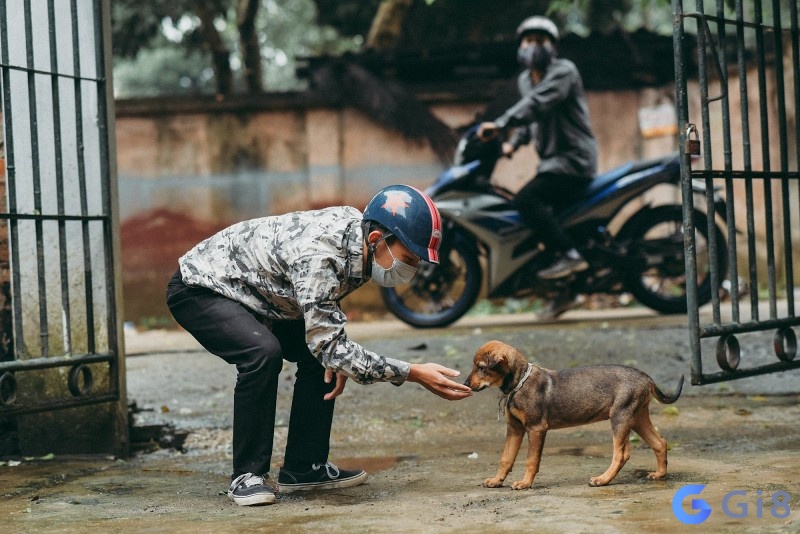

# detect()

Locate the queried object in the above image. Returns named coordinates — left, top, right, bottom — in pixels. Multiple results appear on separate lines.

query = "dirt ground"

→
left=2, top=310, right=799, bottom=533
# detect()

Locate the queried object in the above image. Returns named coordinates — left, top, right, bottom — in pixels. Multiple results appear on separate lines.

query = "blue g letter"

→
left=673, top=484, right=712, bottom=524
left=722, top=489, right=748, bottom=518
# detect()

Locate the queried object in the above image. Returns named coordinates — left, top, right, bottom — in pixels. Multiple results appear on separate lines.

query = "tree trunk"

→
left=365, top=0, right=414, bottom=51
left=195, top=1, right=233, bottom=95
left=237, top=0, right=263, bottom=93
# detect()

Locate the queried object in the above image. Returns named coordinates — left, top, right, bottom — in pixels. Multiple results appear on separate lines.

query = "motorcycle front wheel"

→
left=620, top=205, right=727, bottom=314
left=379, top=232, right=482, bottom=328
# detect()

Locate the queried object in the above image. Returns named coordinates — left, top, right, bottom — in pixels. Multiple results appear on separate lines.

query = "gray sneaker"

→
left=537, top=295, right=577, bottom=320
left=538, top=255, right=589, bottom=280
left=227, top=473, right=276, bottom=506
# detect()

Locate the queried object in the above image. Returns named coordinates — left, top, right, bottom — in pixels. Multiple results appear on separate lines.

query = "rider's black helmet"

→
left=363, top=184, right=443, bottom=264
left=515, top=16, right=559, bottom=43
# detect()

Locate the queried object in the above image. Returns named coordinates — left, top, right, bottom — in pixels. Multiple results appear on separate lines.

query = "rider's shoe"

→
left=537, top=254, right=589, bottom=280
left=537, top=294, right=578, bottom=320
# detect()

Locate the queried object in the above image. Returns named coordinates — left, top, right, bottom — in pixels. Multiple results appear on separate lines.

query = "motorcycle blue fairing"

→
left=426, top=160, right=481, bottom=197
left=429, top=143, right=682, bottom=235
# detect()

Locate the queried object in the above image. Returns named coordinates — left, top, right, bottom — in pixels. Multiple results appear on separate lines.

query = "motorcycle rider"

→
left=478, top=16, right=598, bottom=281
left=166, top=184, right=472, bottom=506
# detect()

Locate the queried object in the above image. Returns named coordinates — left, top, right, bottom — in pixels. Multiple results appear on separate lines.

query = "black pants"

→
left=166, top=270, right=335, bottom=479
left=513, top=171, right=591, bottom=253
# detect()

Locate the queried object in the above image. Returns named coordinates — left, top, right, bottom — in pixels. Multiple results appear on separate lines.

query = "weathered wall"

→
left=116, top=89, right=679, bottom=325
left=115, top=71, right=796, bottom=325
left=116, top=89, right=678, bottom=223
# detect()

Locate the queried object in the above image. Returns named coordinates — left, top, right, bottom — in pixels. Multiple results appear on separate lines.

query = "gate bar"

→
left=675, top=0, right=800, bottom=384
left=700, top=316, right=800, bottom=338
left=23, top=0, right=51, bottom=358
left=48, top=0, right=74, bottom=357
left=0, top=352, right=114, bottom=372
left=0, top=394, right=118, bottom=417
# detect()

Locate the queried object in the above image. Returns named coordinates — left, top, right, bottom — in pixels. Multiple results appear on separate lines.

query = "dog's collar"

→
left=498, top=363, right=535, bottom=420
left=510, top=363, right=534, bottom=396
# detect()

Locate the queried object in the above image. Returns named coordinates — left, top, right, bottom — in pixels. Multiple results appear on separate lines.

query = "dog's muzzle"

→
left=464, top=376, right=487, bottom=391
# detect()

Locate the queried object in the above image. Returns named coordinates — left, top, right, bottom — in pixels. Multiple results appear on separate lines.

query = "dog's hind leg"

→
left=631, top=409, right=668, bottom=480
left=589, top=417, right=632, bottom=487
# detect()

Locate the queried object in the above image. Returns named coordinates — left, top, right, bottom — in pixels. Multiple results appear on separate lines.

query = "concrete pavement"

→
left=1, top=309, right=799, bottom=533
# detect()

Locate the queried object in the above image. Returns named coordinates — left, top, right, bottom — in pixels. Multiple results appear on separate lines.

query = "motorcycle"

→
left=380, top=125, right=728, bottom=328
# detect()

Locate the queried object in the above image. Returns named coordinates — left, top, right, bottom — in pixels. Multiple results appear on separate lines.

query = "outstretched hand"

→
left=407, top=363, right=473, bottom=401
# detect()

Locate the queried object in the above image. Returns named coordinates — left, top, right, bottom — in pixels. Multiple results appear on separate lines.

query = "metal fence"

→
left=0, top=0, right=120, bottom=415
left=674, top=0, right=800, bottom=384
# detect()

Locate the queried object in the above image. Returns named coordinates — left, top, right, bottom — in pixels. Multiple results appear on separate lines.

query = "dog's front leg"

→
left=511, top=428, right=546, bottom=490
left=484, top=419, right=525, bottom=488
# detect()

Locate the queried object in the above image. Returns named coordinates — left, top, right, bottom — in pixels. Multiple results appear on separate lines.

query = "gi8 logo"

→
left=672, top=484, right=791, bottom=524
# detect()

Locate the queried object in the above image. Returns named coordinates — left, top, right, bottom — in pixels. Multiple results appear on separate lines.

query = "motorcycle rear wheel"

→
left=620, top=205, right=727, bottom=314
left=379, top=232, right=482, bottom=328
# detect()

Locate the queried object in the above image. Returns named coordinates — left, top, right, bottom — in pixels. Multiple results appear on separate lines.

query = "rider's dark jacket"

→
left=494, top=57, right=598, bottom=180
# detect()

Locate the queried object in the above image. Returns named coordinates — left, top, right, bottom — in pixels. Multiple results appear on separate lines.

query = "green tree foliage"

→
left=547, top=0, right=795, bottom=37
left=548, top=0, right=673, bottom=36
left=113, top=0, right=680, bottom=97
left=112, top=0, right=360, bottom=97
left=314, top=0, right=676, bottom=50
left=115, top=0, right=797, bottom=97
left=112, top=0, right=694, bottom=98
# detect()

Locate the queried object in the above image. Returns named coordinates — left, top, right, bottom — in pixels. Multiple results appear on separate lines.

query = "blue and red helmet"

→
left=363, top=184, right=443, bottom=264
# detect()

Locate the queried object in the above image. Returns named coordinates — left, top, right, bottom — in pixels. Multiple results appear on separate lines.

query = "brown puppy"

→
left=465, top=340, right=683, bottom=489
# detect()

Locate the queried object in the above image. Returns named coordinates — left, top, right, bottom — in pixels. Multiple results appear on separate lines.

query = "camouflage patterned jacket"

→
left=178, top=206, right=410, bottom=385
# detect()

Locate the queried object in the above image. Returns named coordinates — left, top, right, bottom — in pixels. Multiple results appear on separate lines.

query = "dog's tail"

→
left=651, top=375, right=684, bottom=404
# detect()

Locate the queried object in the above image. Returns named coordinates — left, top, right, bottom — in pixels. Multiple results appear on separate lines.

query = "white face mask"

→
left=370, top=239, right=418, bottom=287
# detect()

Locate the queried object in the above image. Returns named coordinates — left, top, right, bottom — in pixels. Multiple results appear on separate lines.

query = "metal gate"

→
left=0, top=0, right=122, bottom=416
left=674, top=0, right=800, bottom=384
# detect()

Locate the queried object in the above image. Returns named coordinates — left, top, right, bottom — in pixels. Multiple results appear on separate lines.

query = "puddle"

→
left=334, top=455, right=417, bottom=473
left=545, top=445, right=608, bottom=457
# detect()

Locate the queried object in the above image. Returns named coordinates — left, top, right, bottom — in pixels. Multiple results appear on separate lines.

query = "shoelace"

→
left=229, top=472, right=265, bottom=491
left=311, top=461, right=340, bottom=479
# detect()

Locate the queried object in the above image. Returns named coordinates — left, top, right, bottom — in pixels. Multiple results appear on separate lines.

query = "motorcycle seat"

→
left=585, top=152, right=679, bottom=198
left=558, top=152, right=680, bottom=221
left=585, top=162, right=634, bottom=197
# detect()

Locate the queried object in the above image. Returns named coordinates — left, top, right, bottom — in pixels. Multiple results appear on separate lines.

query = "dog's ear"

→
left=487, top=349, right=507, bottom=370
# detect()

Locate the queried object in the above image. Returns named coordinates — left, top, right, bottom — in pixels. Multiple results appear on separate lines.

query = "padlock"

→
left=684, top=124, right=701, bottom=156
